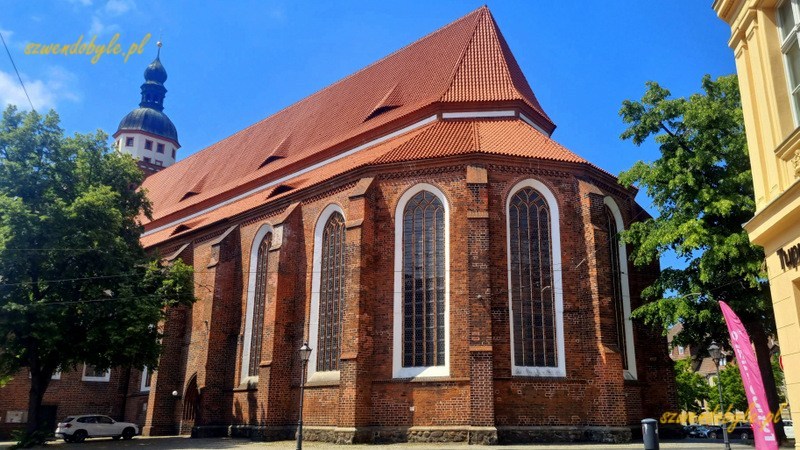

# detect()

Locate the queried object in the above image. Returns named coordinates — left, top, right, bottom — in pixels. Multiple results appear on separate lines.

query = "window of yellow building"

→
left=778, top=0, right=800, bottom=123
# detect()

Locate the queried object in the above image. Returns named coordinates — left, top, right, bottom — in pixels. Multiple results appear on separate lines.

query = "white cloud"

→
left=105, top=0, right=134, bottom=16
left=86, top=0, right=133, bottom=36
left=0, top=27, right=13, bottom=42
left=89, top=15, right=120, bottom=36
left=0, top=67, right=81, bottom=112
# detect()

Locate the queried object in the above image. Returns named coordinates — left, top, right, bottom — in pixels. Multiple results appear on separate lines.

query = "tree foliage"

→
left=618, top=75, right=784, bottom=437
left=707, top=358, right=785, bottom=413
left=0, top=106, right=194, bottom=439
left=675, top=358, right=710, bottom=414
left=619, top=74, right=770, bottom=345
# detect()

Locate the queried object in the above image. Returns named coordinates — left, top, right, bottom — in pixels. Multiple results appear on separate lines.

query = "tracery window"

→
left=606, top=205, right=628, bottom=371
left=508, top=187, right=557, bottom=368
left=603, top=197, right=637, bottom=379
left=392, top=184, right=450, bottom=379
left=248, top=233, right=271, bottom=377
left=241, top=225, right=273, bottom=381
left=506, top=179, right=564, bottom=377
left=401, top=191, right=446, bottom=368
left=316, top=212, right=346, bottom=372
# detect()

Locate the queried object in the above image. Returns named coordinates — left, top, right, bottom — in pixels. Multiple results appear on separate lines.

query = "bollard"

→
left=641, top=418, right=659, bottom=450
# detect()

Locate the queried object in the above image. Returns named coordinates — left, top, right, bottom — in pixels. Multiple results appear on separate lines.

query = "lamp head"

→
left=708, top=341, right=722, bottom=364
left=299, top=341, right=312, bottom=363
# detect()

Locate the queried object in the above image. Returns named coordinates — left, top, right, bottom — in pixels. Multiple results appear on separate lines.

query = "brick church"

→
left=1, top=6, right=676, bottom=444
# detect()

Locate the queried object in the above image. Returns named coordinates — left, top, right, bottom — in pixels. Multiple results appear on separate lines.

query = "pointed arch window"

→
left=506, top=180, right=565, bottom=377
left=604, top=197, right=637, bottom=380
left=248, top=233, right=271, bottom=377
left=393, top=184, right=450, bottom=379
left=241, top=224, right=273, bottom=382
left=316, top=212, right=346, bottom=372
left=309, top=205, right=347, bottom=380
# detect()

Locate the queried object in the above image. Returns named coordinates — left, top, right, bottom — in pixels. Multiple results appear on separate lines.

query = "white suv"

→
left=55, top=415, right=139, bottom=443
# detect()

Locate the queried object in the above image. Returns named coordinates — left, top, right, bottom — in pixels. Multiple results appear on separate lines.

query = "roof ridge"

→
left=311, top=7, right=485, bottom=100
left=437, top=7, right=487, bottom=102
left=144, top=7, right=486, bottom=184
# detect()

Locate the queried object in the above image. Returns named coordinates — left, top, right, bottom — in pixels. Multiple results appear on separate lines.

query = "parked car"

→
left=701, top=425, right=723, bottom=439
left=659, top=423, right=687, bottom=439
left=785, top=420, right=795, bottom=440
left=684, top=424, right=706, bottom=438
left=55, top=415, right=138, bottom=443
left=731, top=423, right=753, bottom=440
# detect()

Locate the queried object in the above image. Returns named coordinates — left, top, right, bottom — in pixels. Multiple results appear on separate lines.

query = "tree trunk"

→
left=26, top=368, right=51, bottom=435
left=118, top=366, right=131, bottom=421
left=748, top=320, right=786, bottom=444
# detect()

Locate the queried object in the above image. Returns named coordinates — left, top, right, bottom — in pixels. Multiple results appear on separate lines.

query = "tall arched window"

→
left=309, top=205, right=346, bottom=379
left=317, top=212, right=345, bottom=371
left=604, top=197, right=637, bottom=380
left=506, top=179, right=564, bottom=377
left=393, top=184, right=450, bottom=379
left=241, top=224, right=273, bottom=381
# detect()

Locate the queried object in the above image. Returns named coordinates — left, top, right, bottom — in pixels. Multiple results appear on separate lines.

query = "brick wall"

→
left=140, top=159, right=675, bottom=442
left=0, top=367, right=126, bottom=439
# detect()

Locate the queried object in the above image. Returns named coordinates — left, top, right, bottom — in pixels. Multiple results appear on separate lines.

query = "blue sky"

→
left=1, top=1, right=735, bottom=268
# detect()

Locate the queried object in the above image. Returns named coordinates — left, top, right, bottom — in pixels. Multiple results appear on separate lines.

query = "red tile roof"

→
left=139, top=6, right=558, bottom=234
left=142, top=118, right=593, bottom=247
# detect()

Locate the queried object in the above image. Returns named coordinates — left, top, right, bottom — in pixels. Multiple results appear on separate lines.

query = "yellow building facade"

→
left=715, top=0, right=800, bottom=441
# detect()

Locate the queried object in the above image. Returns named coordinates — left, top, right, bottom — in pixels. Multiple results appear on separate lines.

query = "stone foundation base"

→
left=189, top=424, right=631, bottom=445
left=228, top=425, right=295, bottom=441
left=497, top=425, right=632, bottom=444
left=302, top=426, right=499, bottom=444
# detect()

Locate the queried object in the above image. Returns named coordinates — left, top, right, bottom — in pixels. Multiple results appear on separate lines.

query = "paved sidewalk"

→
left=0, top=436, right=760, bottom=450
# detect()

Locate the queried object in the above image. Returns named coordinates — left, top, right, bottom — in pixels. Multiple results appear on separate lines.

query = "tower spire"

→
left=114, top=42, right=180, bottom=174
left=140, top=43, right=168, bottom=111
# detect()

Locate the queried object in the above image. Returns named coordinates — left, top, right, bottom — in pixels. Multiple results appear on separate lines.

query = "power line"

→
left=0, top=30, right=35, bottom=112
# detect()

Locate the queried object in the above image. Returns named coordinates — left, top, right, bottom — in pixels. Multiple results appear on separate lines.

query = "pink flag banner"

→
left=719, top=301, right=778, bottom=450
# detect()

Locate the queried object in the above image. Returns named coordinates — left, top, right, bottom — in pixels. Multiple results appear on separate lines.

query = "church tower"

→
left=114, top=42, right=180, bottom=175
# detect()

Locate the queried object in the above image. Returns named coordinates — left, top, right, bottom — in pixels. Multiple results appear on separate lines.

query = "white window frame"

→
left=240, top=223, right=274, bottom=383
left=82, top=364, right=110, bottom=382
left=392, top=183, right=451, bottom=379
left=506, top=179, right=566, bottom=377
left=308, top=203, right=346, bottom=383
left=604, top=197, right=638, bottom=381
left=140, top=366, right=152, bottom=392
left=778, top=0, right=800, bottom=125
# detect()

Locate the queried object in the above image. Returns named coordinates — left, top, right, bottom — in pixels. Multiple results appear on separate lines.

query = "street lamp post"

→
left=708, top=341, right=731, bottom=450
left=296, top=341, right=312, bottom=450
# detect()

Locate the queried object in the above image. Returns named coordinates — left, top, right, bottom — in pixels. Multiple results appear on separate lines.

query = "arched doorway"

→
left=180, top=375, right=199, bottom=435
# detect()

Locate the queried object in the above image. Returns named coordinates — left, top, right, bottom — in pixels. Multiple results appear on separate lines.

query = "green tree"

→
left=0, top=106, right=194, bottom=443
left=707, top=363, right=748, bottom=413
left=708, top=358, right=786, bottom=413
left=617, top=75, right=784, bottom=439
left=675, top=358, right=710, bottom=415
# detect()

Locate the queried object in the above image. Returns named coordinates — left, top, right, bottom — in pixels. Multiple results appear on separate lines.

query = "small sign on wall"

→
left=6, top=411, right=26, bottom=423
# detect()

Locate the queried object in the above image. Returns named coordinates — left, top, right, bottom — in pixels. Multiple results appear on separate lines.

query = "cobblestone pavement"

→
left=0, top=436, right=761, bottom=450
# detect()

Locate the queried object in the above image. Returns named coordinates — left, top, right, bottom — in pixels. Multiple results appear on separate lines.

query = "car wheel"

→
left=709, top=432, right=717, bottom=439
left=741, top=432, right=749, bottom=440
left=122, top=427, right=135, bottom=440
left=63, top=436, right=74, bottom=443
left=73, top=430, right=88, bottom=443
left=112, top=436, right=121, bottom=440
